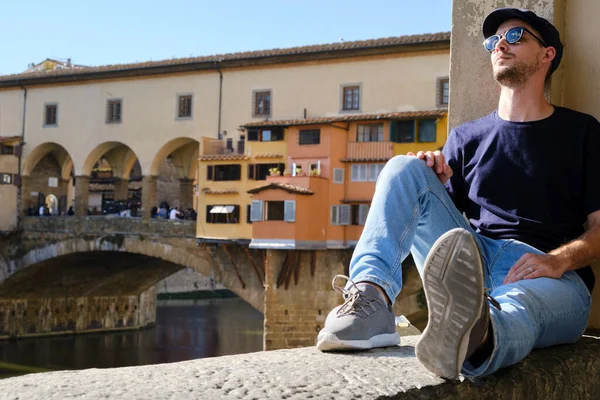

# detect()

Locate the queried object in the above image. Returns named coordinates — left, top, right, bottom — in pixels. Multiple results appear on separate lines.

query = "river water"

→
left=0, top=297, right=264, bottom=378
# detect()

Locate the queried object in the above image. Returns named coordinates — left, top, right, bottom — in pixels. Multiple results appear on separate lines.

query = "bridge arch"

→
left=2, top=235, right=263, bottom=313
left=22, top=142, right=73, bottom=180
left=150, top=137, right=199, bottom=179
left=82, top=141, right=141, bottom=179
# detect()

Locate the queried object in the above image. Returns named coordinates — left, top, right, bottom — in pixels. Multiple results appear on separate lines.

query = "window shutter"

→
left=234, top=164, right=241, bottom=180
left=248, top=164, right=255, bottom=180
left=13, top=174, right=21, bottom=187
left=316, top=160, right=321, bottom=173
left=250, top=200, right=263, bottom=222
left=330, top=205, right=338, bottom=225
left=340, top=205, right=351, bottom=225
left=292, top=162, right=297, bottom=177
left=358, top=204, right=370, bottom=225
left=205, top=205, right=212, bottom=223
left=333, top=168, right=344, bottom=184
left=284, top=200, right=296, bottom=222
left=207, top=165, right=214, bottom=181
left=390, top=121, right=399, bottom=143
left=14, top=145, right=22, bottom=157
left=278, top=163, right=286, bottom=175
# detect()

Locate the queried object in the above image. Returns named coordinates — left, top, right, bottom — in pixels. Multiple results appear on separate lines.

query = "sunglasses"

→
left=483, top=26, right=547, bottom=52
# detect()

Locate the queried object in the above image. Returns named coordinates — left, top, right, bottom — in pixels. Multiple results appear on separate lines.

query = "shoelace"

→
left=332, top=275, right=380, bottom=317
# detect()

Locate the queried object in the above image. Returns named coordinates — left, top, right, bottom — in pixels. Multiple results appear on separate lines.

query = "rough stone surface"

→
left=2, top=335, right=600, bottom=399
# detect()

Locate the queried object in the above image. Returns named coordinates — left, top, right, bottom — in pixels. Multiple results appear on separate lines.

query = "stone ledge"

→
left=1, top=335, right=600, bottom=399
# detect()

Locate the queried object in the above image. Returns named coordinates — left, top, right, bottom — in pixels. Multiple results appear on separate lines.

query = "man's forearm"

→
left=549, top=224, right=600, bottom=271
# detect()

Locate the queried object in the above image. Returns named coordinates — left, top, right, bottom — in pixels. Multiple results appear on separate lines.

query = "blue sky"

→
left=0, top=0, right=451, bottom=76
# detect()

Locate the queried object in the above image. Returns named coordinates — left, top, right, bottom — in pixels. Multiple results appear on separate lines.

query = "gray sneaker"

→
left=316, top=275, right=401, bottom=351
left=415, top=228, right=490, bottom=379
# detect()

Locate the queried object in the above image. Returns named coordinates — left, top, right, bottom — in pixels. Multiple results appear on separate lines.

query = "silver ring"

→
left=528, top=267, right=533, bottom=274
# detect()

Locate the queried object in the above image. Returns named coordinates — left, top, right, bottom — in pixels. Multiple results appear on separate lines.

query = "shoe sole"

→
left=316, top=332, right=400, bottom=352
left=415, top=228, right=484, bottom=379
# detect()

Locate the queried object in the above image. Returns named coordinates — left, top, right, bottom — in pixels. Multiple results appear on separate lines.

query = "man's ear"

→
left=544, top=46, right=557, bottom=65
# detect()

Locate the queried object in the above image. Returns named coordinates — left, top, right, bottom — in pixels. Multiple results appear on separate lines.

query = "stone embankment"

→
left=1, top=334, right=599, bottom=399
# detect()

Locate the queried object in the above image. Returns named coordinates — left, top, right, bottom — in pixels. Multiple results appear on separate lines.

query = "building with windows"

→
left=0, top=31, right=450, bottom=237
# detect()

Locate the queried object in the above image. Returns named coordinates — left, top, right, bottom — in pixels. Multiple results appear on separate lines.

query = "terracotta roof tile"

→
left=0, top=32, right=449, bottom=85
left=341, top=157, right=391, bottom=163
left=198, top=154, right=249, bottom=161
left=201, top=189, right=239, bottom=195
left=253, top=153, right=284, bottom=159
left=247, top=182, right=313, bottom=195
left=242, top=110, right=447, bottom=128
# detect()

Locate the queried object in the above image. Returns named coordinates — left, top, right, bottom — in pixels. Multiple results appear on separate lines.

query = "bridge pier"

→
left=141, top=175, right=157, bottom=219
left=178, top=178, right=194, bottom=210
left=113, top=177, right=129, bottom=203
left=0, top=286, right=157, bottom=338
left=74, top=175, right=90, bottom=216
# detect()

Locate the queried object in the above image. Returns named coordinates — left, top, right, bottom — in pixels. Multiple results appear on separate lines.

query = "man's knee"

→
left=380, top=155, right=430, bottom=181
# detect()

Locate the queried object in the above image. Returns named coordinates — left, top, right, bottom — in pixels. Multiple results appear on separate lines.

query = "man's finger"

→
left=417, top=151, right=426, bottom=159
left=504, top=255, right=530, bottom=284
left=425, top=151, right=435, bottom=167
left=407, top=152, right=415, bottom=156
left=433, top=151, right=445, bottom=173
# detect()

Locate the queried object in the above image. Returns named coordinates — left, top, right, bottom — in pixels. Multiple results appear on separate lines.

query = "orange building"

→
left=242, top=110, right=447, bottom=249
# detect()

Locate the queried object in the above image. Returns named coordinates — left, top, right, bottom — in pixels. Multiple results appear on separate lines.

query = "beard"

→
left=493, top=57, right=542, bottom=89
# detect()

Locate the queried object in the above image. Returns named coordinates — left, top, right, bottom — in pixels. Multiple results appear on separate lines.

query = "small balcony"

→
left=347, top=141, right=393, bottom=160
left=200, top=138, right=245, bottom=156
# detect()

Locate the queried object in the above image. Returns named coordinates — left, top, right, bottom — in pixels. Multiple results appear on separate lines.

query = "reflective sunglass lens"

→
left=505, top=27, right=524, bottom=44
left=484, top=36, right=499, bottom=51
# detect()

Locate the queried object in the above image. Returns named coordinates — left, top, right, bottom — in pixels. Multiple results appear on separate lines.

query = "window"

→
left=437, top=77, right=450, bottom=107
left=309, top=161, right=321, bottom=176
left=44, top=104, right=58, bottom=126
left=352, top=164, right=383, bottom=182
left=177, top=94, right=192, bottom=118
left=368, top=164, right=385, bottom=181
left=0, top=173, right=13, bottom=185
left=253, top=90, right=271, bottom=117
left=331, top=205, right=351, bottom=225
left=333, top=168, right=344, bottom=184
left=299, top=129, right=320, bottom=145
left=249, top=163, right=286, bottom=180
left=266, top=201, right=284, bottom=221
left=250, top=200, right=263, bottom=222
left=247, top=128, right=284, bottom=142
left=106, top=99, right=122, bottom=123
left=0, top=145, right=14, bottom=155
left=247, top=204, right=253, bottom=223
left=357, top=124, right=384, bottom=142
left=206, top=204, right=240, bottom=224
left=418, top=120, right=437, bottom=142
left=342, top=85, right=360, bottom=111
left=206, top=164, right=241, bottom=181
left=390, top=120, right=415, bottom=143
left=350, top=204, right=370, bottom=225
left=351, top=164, right=368, bottom=182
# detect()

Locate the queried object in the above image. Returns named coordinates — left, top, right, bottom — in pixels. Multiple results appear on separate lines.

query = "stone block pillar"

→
left=141, top=175, right=157, bottom=219
left=263, top=249, right=347, bottom=350
left=74, top=175, right=90, bottom=217
left=178, top=178, right=194, bottom=210
left=20, top=176, right=32, bottom=216
left=113, top=178, right=129, bottom=202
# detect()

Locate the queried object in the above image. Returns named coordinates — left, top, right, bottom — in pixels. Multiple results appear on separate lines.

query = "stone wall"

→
left=0, top=286, right=156, bottom=338
left=263, top=249, right=425, bottom=350
left=155, top=268, right=226, bottom=294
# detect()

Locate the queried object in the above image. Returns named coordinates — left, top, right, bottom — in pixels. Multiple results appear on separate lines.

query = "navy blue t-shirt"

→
left=443, top=106, right=600, bottom=292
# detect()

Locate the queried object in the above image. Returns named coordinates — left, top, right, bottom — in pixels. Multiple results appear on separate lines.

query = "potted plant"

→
left=269, top=167, right=281, bottom=176
left=295, top=166, right=303, bottom=176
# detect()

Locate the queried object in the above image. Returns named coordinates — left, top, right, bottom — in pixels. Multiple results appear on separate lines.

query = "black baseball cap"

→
left=482, top=8, right=563, bottom=74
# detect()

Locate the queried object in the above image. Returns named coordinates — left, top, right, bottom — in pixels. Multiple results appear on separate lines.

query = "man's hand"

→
left=503, top=253, right=568, bottom=284
left=407, top=150, right=453, bottom=184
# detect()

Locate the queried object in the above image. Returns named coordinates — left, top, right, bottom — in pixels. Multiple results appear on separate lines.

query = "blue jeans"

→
left=348, top=156, right=591, bottom=377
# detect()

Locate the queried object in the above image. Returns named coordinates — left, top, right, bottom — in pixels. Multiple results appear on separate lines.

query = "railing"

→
left=22, top=216, right=197, bottom=238
left=201, top=139, right=245, bottom=156
left=347, top=141, right=394, bottom=160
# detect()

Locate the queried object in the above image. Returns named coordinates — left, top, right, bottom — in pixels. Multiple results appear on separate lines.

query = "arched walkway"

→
left=21, top=143, right=74, bottom=215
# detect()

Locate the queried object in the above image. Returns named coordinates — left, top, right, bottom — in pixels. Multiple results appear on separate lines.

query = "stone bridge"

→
left=0, top=216, right=424, bottom=349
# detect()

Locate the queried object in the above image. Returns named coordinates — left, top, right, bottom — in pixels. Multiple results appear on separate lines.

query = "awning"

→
left=209, top=205, right=235, bottom=214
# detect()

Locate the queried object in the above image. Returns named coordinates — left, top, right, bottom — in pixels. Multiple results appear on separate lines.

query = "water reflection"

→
left=0, top=297, right=263, bottom=375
